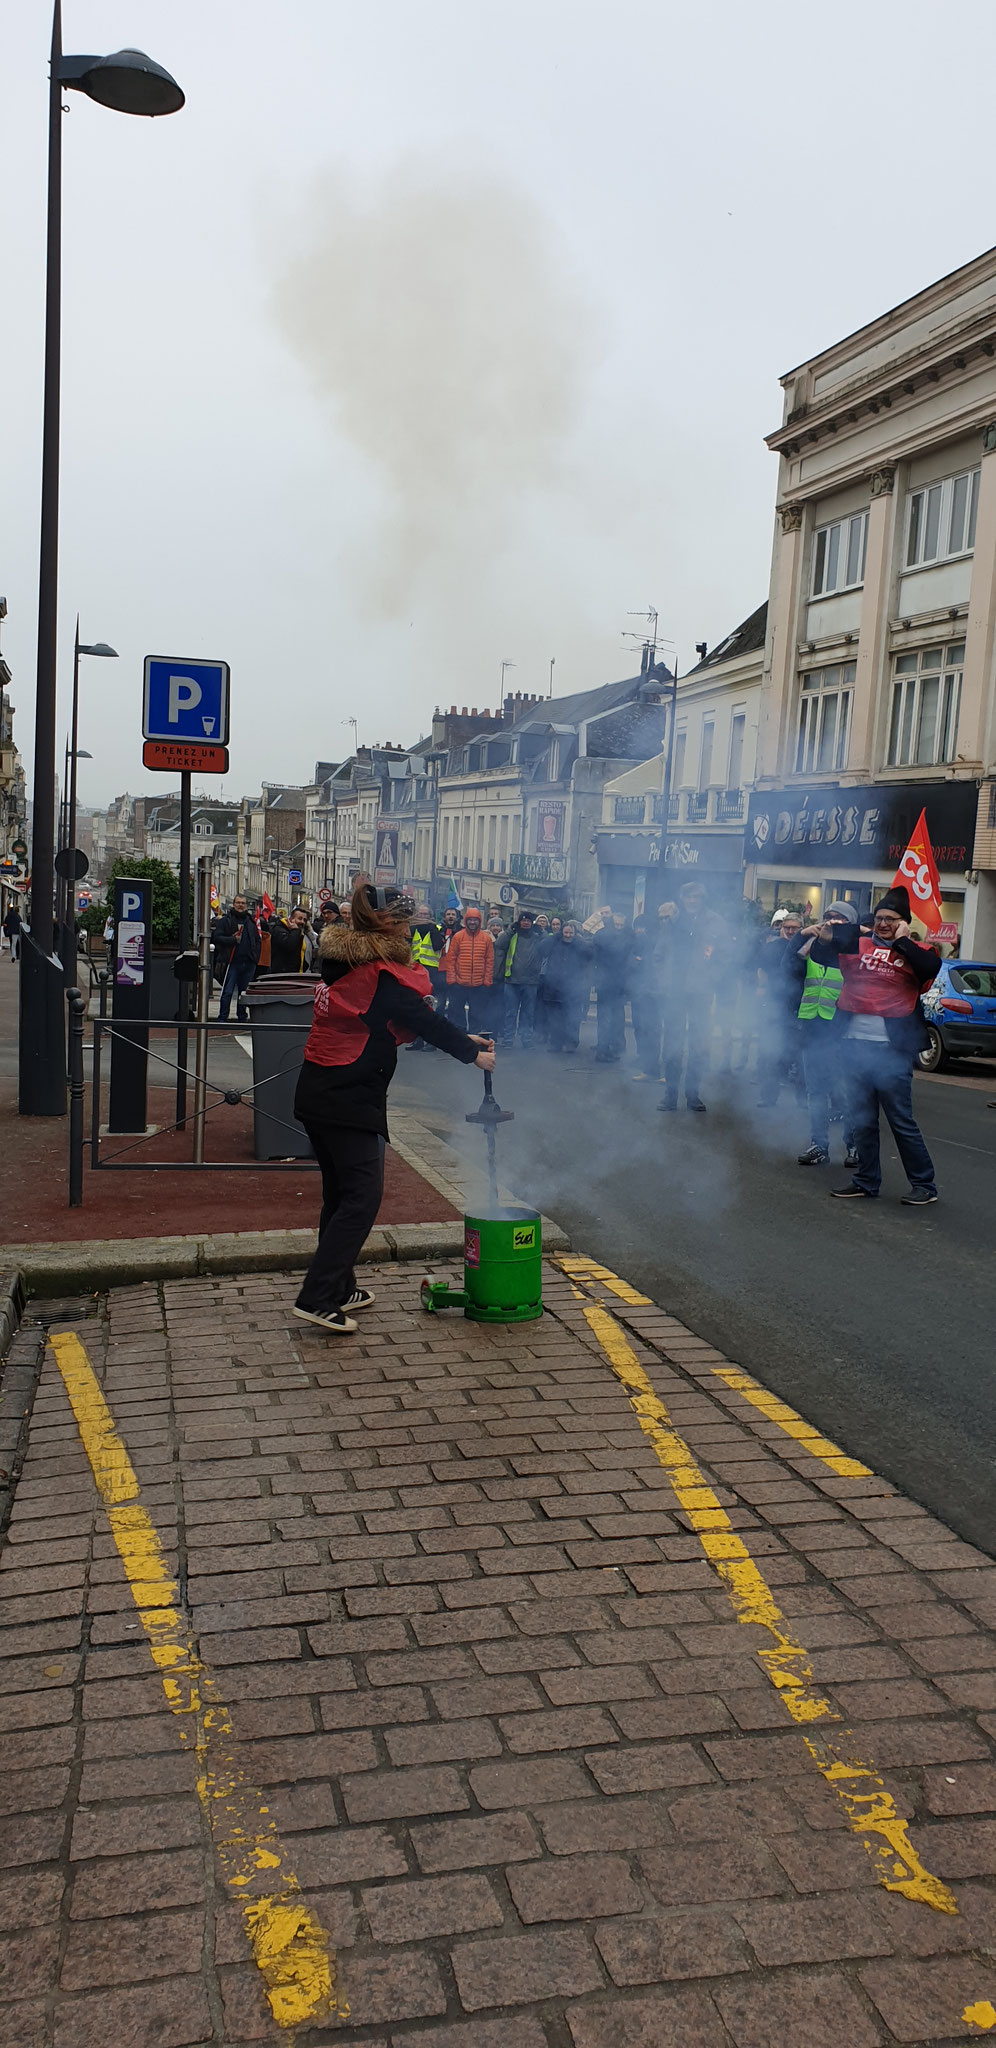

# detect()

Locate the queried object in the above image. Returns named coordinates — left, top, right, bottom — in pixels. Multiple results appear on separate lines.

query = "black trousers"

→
left=296, top=1121, right=385, bottom=1311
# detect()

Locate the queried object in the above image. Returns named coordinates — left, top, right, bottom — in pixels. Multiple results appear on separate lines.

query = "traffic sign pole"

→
left=176, top=772, right=192, bottom=1132
left=141, top=656, right=230, bottom=1129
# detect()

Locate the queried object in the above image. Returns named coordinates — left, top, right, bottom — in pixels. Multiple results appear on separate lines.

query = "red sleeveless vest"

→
left=303, top=958, right=432, bottom=1067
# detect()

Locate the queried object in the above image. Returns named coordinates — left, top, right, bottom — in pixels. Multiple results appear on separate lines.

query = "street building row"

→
left=75, top=242, right=996, bottom=950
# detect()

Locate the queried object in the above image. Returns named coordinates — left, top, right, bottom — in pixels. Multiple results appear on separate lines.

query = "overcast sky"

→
left=5, top=1, right=996, bottom=812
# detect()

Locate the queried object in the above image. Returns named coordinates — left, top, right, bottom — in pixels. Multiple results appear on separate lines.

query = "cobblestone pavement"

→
left=2, top=1258, right=996, bottom=2046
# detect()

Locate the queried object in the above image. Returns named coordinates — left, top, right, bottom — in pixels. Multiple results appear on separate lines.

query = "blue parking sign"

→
left=143, top=657, right=230, bottom=744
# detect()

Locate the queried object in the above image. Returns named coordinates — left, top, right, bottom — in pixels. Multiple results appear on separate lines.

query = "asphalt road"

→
left=395, top=1029, right=996, bottom=1556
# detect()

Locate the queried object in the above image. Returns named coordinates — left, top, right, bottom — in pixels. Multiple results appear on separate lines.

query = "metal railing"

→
left=69, top=1009, right=320, bottom=1193
left=686, top=791, right=710, bottom=822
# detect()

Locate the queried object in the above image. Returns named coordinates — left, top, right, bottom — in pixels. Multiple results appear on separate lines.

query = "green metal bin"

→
left=421, top=1205, right=542, bottom=1323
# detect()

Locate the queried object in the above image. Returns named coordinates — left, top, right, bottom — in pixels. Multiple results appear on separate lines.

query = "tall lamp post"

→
left=69, top=625, right=116, bottom=884
left=20, top=5, right=183, bottom=1116
left=60, top=623, right=116, bottom=971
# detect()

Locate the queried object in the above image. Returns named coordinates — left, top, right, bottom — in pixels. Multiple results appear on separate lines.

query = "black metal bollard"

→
left=67, top=987, right=86, bottom=1208
left=98, top=968, right=109, bottom=1018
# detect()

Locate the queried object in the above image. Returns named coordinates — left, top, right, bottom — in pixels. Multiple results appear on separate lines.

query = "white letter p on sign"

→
left=168, top=674, right=202, bottom=725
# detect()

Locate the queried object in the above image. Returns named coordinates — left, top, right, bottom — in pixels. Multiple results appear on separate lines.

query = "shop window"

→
left=887, top=642, right=963, bottom=767
left=906, top=469, right=979, bottom=569
left=796, top=662, right=855, bottom=774
left=812, top=511, right=868, bottom=597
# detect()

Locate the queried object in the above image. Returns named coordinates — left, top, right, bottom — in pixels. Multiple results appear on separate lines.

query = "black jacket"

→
left=592, top=923, right=634, bottom=992
left=269, top=921, right=312, bottom=976
left=214, top=908, right=261, bottom=968
left=494, top=924, right=547, bottom=986
left=809, top=927, right=939, bottom=1056
left=295, top=946, right=479, bottom=1137
left=541, top=932, right=593, bottom=1001
left=763, top=935, right=809, bottom=1014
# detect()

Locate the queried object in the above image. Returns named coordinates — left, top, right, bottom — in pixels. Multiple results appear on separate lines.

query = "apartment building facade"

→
left=144, top=795, right=241, bottom=876
left=596, top=607, right=765, bottom=916
left=436, top=675, right=670, bottom=919
left=750, top=247, right=996, bottom=946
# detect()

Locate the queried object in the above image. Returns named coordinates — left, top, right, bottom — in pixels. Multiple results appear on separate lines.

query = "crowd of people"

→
left=398, top=880, right=946, bottom=1206
left=209, top=875, right=947, bottom=1206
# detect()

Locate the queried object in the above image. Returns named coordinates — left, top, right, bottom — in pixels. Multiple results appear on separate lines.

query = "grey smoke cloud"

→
left=272, top=155, right=599, bottom=617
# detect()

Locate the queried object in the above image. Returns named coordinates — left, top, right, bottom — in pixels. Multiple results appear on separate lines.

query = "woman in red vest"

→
left=292, top=881, right=495, bottom=1334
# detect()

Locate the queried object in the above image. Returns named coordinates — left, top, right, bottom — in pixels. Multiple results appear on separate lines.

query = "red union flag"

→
left=891, top=809, right=943, bottom=933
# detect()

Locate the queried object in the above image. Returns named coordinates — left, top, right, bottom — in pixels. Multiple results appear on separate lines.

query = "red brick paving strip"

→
left=0, top=1260, right=993, bottom=2044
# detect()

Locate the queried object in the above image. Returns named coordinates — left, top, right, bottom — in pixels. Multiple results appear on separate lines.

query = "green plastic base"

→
left=467, top=1298, right=543, bottom=1324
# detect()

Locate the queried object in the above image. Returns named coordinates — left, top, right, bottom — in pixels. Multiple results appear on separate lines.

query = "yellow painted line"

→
left=49, top=1332, right=339, bottom=2029
left=557, top=1254, right=872, bottom=1479
left=557, top=1254, right=653, bottom=1306
left=710, top=1367, right=873, bottom=1480
left=964, top=2003, right=996, bottom=2030
left=578, top=1299, right=957, bottom=1915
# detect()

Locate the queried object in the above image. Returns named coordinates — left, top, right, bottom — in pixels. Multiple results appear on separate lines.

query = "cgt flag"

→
left=891, top=808, right=943, bottom=933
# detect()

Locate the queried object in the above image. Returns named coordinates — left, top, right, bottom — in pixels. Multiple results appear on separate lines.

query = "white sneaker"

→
left=292, top=1305, right=358, bottom=1335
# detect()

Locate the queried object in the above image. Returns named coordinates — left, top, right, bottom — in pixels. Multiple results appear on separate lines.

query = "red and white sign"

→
left=142, top=739, right=229, bottom=774
left=891, top=808, right=944, bottom=934
left=318, top=887, right=332, bottom=903
left=935, top=921, right=960, bottom=943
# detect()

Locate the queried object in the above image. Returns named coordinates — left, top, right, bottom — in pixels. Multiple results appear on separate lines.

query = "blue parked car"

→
left=919, top=959, right=996, bottom=1071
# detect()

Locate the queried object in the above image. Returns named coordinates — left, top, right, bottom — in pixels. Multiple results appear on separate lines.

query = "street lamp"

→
left=61, top=624, right=116, bottom=964
left=20, top=2, right=183, bottom=1116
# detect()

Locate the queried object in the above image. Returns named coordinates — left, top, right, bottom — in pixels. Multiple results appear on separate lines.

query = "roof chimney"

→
left=461, top=705, right=467, bottom=716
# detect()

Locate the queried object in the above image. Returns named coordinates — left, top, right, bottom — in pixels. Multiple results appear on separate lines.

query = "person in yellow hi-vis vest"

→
left=406, top=904, right=446, bottom=1050
left=795, top=900, right=860, bottom=1169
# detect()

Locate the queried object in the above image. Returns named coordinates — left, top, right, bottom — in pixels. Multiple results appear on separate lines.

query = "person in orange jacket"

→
left=444, top=904, right=494, bottom=1034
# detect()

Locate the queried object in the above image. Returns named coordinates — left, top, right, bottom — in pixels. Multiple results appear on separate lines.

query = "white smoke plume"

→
left=272, top=154, right=599, bottom=618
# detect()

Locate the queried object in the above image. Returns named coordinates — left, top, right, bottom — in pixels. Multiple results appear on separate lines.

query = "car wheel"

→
left=917, top=1025, right=947, bottom=1072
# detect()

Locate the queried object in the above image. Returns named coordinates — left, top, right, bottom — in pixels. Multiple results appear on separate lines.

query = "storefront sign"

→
left=745, top=781, right=977, bottom=871
left=535, top=801, right=566, bottom=855
left=597, top=830, right=744, bottom=872
left=374, top=822, right=398, bottom=872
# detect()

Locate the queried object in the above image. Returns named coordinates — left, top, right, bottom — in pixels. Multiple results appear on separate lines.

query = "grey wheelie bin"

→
left=244, top=976, right=316, bottom=1160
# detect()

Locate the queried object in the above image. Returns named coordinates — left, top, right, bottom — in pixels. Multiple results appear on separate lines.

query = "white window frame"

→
left=811, top=510, right=869, bottom=598
left=795, top=661, right=855, bottom=775
left=905, top=467, right=980, bottom=570
left=698, top=717, right=715, bottom=792
left=728, top=708, right=747, bottom=791
left=887, top=641, right=964, bottom=767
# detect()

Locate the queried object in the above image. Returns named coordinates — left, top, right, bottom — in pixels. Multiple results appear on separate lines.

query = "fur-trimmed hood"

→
left=319, top=923, right=412, bottom=969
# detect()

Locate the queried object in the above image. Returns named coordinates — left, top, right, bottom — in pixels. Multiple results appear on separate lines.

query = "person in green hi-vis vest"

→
left=794, top=901, right=860, bottom=1169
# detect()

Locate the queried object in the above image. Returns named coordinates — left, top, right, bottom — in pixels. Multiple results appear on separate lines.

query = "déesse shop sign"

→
left=745, top=780, right=977, bottom=871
